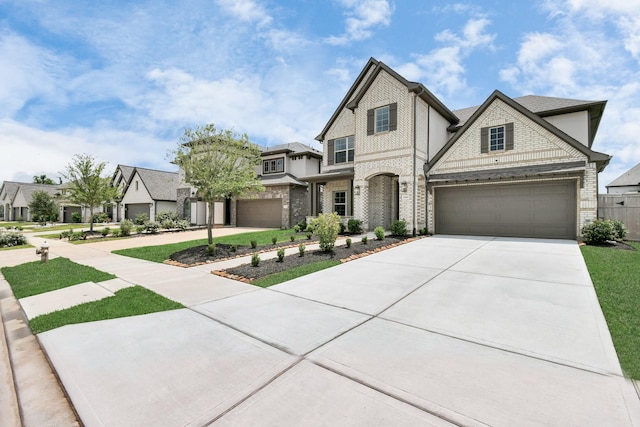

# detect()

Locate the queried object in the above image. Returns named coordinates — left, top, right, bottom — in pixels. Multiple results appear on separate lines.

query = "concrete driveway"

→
left=29, top=235, right=640, bottom=425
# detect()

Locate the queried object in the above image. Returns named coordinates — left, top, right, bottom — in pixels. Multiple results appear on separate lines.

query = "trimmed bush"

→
left=251, top=253, right=260, bottom=267
left=144, top=221, right=160, bottom=234
left=271, top=236, right=278, bottom=245
left=610, top=220, right=628, bottom=241
left=207, top=243, right=217, bottom=256
left=293, top=225, right=301, bottom=233
left=277, top=248, right=285, bottom=262
left=346, top=238, right=352, bottom=248
left=160, top=219, right=176, bottom=230
left=134, top=213, right=149, bottom=225
left=120, top=219, right=133, bottom=236
left=156, top=210, right=178, bottom=224
left=306, top=232, right=313, bottom=240
left=101, top=227, right=110, bottom=237
left=250, top=240, right=257, bottom=249
left=374, top=226, right=385, bottom=240
left=0, top=232, right=27, bottom=248
left=175, top=219, right=189, bottom=231
left=339, top=222, right=345, bottom=235
left=290, top=235, right=295, bottom=242
left=92, top=212, right=111, bottom=223
left=418, top=227, right=428, bottom=236
left=361, top=236, right=368, bottom=244
left=314, top=212, right=341, bottom=252
left=581, top=220, right=615, bottom=245
left=230, top=244, right=237, bottom=252
left=299, top=243, right=305, bottom=257
left=390, top=219, right=407, bottom=236
left=70, top=231, right=87, bottom=241
left=347, top=218, right=363, bottom=234
left=135, top=225, right=145, bottom=234
left=71, top=212, right=82, bottom=223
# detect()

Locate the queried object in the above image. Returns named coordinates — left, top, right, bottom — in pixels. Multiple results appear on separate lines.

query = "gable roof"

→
left=128, top=167, right=179, bottom=201
left=607, top=162, right=640, bottom=188
left=429, top=90, right=611, bottom=172
left=452, top=95, right=606, bottom=148
left=112, top=165, right=135, bottom=185
left=0, top=181, right=21, bottom=203
left=17, top=183, right=59, bottom=201
left=316, top=58, right=459, bottom=142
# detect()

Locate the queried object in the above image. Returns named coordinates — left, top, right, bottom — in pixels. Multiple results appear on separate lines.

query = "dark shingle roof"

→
left=0, top=181, right=21, bottom=203
left=261, top=142, right=322, bottom=158
left=133, top=167, right=179, bottom=201
left=18, top=183, right=59, bottom=201
left=607, top=162, right=640, bottom=188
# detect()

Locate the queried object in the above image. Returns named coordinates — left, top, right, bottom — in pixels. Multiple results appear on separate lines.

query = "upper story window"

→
left=490, top=126, right=504, bottom=151
left=367, top=103, right=397, bottom=135
left=334, top=136, right=355, bottom=164
left=263, top=157, right=284, bottom=174
left=481, top=122, right=514, bottom=154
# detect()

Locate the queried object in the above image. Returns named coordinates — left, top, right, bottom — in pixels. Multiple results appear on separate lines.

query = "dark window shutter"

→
left=505, top=122, right=514, bottom=151
left=480, top=127, right=489, bottom=153
left=367, top=109, right=374, bottom=135
left=389, top=103, right=398, bottom=131
left=327, top=139, right=335, bottom=165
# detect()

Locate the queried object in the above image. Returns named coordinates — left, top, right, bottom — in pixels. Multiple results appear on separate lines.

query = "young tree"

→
left=28, top=190, right=58, bottom=224
left=61, top=154, right=118, bottom=232
left=172, top=124, right=264, bottom=244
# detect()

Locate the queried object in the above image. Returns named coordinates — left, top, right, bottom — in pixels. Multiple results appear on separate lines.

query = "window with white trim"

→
left=262, top=157, right=284, bottom=174
left=490, top=126, right=505, bottom=151
left=375, top=105, right=390, bottom=133
left=334, top=136, right=354, bottom=164
left=333, top=191, right=346, bottom=216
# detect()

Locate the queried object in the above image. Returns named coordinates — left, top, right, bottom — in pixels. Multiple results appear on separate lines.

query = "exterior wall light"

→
left=355, top=185, right=360, bottom=195
left=401, top=181, right=408, bottom=192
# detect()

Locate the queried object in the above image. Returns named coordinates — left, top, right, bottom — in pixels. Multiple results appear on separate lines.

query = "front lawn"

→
left=1, top=257, right=116, bottom=299
left=113, top=228, right=299, bottom=263
left=581, top=242, right=640, bottom=379
left=29, top=286, right=183, bottom=334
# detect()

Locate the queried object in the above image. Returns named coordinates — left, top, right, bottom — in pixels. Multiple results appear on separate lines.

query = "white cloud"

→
left=325, top=0, right=393, bottom=45
left=215, top=0, right=272, bottom=27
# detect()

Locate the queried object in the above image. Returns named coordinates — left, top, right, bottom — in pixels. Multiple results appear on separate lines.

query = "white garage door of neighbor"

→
left=435, top=181, right=577, bottom=239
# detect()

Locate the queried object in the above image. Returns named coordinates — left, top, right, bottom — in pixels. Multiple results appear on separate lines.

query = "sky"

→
left=1, top=0, right=639, bottom=191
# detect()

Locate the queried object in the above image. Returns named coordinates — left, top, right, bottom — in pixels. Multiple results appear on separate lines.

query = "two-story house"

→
left=306, top=58, right=610, bottom=239
left=176, top=142, right=322, bottom=229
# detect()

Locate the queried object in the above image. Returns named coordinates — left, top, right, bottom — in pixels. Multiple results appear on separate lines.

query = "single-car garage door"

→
left=237, top=199, right=282, bottom=228
left=125, top=203, right=150, bottom=221
left=435, top=180, right=577, bottom=239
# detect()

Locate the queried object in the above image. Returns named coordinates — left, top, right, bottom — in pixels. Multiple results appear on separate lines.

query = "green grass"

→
left=581, top=242, right=640, bottom=379
left=29, top=286, right=183, bottom=334
left=0, top=244, right=33, bottom=251
left=252, top=260, right=341, bottom=288
left=113, top=228, right=301, bottom=263
left=1, top=257, right=116, bottom=299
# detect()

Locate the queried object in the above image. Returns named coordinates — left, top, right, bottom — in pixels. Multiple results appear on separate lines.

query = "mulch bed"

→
left=166, top=235, right=423, bottom=283
left=582, top=240, right=637, bottom=251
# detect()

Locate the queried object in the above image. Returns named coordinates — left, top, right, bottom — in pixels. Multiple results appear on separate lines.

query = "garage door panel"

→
left=435, top=181, right=576, bottom=239
left=237, top=199, right=282, bottom=228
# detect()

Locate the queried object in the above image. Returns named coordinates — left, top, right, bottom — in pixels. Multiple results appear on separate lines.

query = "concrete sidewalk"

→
left=11, top=233, right=639, bottom=426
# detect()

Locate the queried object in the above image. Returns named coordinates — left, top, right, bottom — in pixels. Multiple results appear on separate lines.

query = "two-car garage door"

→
left=435, top=181, right=577, bottom=239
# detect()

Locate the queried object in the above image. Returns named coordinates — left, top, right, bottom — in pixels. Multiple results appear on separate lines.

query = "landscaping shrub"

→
left=175, top=219, right=189, bottom=231
left=134, top=213, right=149, bottom=225
left=144, top=221, right=160, bottom=234
left=610, top=220, right=628, bottom=241
left=346, top=238, right=352, bottom=248
left=155, top=210, right=178, bottom=224
left=299, top=243, right=305, bottom=257
left=347, top=218, right=363, bottom=234
left=271, top=236, right=278, bottom=245
left=230, top=244, right=237, bottom=252
left=135, top=225, right=145, bottom=234
left=314, top=212, right=341, bottom=252
left=306, top=232, right=313, bottom=240
left=361, top=236, right=368, bottom=244
left=418, top=227, right=428, bottom=236
left=293, top=225, right=301, bottom=233
left=374, top=226, right=385, bottom=240
left=110, top=230, right=121, bottom=238
left=120, top=219, right=133, bottom=236
left=71, top=212, right=82, bottom=223
left=101, top=227, right=110, bottom=237
left=92, top=212, right=110, bottom=223
left=581, top=220, right=615, bottom=245
left=297, top=219, right=307, bottom=231
left=0, top=232, right=27, bottom=248
left=290, top=235, right=295, bottom=242
left=70, top=231, right=87, bottom=241
left=390, top=219, right=407, bottom=236
left=251, top=253, right=260, bottom=267
left=60, top=230, right=72, bottom=240
left=160, top=219, right=176, bottom=230
left=207, top=243, right=217, bottom=256
left=250, top=240, right=257, bottom=249
left=339, top=222, right=346, bottom=235
left=277, top=248, right=285, bottom=262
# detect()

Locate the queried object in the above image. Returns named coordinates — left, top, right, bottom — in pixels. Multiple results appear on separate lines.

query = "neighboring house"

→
left=177, top=142, right=322, bottom=228
left=110, top=165, right=136, bottom=221
left=118, top=167, right=179, bottom=222
left=306, top=58, right=610, bottom=239
left=0, top=182, right=60, bottom=222
left=606, top=162, right=640, bottom=194
left=0, top=181, right=20, bottom=221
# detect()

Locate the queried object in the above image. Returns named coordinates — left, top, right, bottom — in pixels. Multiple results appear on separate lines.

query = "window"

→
left=262, top=157, right=284, bottom=174
left=367, top=103, right=397, bottom=135
left=333, top=191, right=346, bottom=216
left=334, top=136, right=355, bottom=164
left=481, top=122, right=514, bottom=153
left=375, top=105, right=390, bottom=133
left=490, top=126, right=504, bottom=151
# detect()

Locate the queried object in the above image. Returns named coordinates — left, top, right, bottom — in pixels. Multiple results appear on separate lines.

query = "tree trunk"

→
left=89, top=206, right=94, bottom=232
left=207, top=200, right=215, bottom=245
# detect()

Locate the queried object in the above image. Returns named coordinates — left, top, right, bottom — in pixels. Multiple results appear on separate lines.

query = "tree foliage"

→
left=172, top=124, right=264, bottom=244
left=33, top=174, right=57, bottom=185
left=28, top=190, right=58, bottom=224
left=60, top=154, right=118, bottom=232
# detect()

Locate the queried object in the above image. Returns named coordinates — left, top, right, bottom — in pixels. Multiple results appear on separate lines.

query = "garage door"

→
left=435, top=181, right=577, bottom=239
left=237, top=199, right=282, bottom=228
left=125, top=203, right=150, bottom=221
left=63, top=207, right=81, bottom=223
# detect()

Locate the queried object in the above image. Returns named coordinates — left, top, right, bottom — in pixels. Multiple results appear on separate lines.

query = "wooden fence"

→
left=598, top=194, right=640, bottom=240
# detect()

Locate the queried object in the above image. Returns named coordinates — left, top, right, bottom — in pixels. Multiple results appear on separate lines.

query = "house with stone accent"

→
left=305, top=58, right=610, bottom=239
left=177, top=142, right=322, bottom=228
